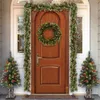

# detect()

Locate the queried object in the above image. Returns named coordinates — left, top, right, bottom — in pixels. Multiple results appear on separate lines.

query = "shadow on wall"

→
left=0, top=70, right=8, bottom=94
left=0, top=86, right=8, bottom=95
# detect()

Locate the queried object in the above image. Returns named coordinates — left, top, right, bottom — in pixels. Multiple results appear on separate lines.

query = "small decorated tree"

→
left=79, top=52, right=99, bottom=99
left=0, top=55, right=21, bottom=99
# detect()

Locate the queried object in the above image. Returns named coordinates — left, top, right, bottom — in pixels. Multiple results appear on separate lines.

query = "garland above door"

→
left=24, top=2, right=77, bottom=92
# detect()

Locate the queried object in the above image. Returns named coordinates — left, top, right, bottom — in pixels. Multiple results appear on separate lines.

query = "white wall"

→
left=89, top=0, right=99, bottom=95
left=11, top=8, right=30, bottom=94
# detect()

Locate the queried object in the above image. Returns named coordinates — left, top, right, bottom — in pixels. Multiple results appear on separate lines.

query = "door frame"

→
left=10, top=0, right=90, bottom=95
left=31, top=10, right=69, bottom=94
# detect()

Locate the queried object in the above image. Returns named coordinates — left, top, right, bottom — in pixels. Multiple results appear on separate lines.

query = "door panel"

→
left=41, top=44, right=59, bottom=58
left=41, top=66, right=60, bottom=84
left=31, top=11, right=69, bottom=94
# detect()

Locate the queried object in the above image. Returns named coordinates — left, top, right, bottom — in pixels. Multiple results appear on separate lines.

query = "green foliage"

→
left=24, top=5, right=31, bottom=91
left=0, top=56, right=21, bottom=88
left=37, top=22, right=61, bottom=46
left=24, top=2, right=77, bottom=92
left=70, top=3, right=77, bottom=92
left=79, top=52, right=99, bottom=88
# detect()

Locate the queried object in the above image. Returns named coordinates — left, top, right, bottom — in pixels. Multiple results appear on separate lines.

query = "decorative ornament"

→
left=37, top=23, right=61, bottom=46
left=24, top=2, right=78, bottom=92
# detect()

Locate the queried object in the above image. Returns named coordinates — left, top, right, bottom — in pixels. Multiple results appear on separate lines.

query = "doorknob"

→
left=36, top=54, right=42, bottom=65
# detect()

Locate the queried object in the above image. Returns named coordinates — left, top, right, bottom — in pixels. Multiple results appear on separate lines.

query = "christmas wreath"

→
left=37, top=23, right=61, bottom=46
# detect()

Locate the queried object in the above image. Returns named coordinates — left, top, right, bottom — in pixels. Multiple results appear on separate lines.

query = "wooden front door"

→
left=31, top=10, right=69, bottom=94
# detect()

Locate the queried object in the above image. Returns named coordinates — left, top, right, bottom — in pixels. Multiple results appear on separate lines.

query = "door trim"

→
left=31, top=10, right=69, bottom=94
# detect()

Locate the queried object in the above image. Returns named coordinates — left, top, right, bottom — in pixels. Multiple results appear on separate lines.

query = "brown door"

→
left=31, top=10, right=69, bottom=94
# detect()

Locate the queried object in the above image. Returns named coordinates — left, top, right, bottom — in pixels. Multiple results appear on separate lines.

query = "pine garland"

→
left=24, top=5, right=32, bottom=91
left=24, top=2, right=77, bottom=92
left=70, top=4, right=77, bottom=92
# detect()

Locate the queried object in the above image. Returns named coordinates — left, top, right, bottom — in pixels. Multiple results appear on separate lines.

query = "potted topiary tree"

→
left=0, top=54, right=21, bottom=99
left=79, top=52, right=99, bottom=100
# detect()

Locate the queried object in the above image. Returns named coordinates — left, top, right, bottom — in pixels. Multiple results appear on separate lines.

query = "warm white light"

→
left=17, top=0, right=83, bottom=4
left=17, top=0, right=29, bottom=3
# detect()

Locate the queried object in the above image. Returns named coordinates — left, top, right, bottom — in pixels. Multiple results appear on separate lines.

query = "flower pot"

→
left=6, top=87, right=16, bottom=99
left=84, top=87, right=94, bottom=100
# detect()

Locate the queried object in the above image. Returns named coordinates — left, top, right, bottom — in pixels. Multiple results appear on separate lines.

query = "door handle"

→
left=36, top=54, right=42, bottom=66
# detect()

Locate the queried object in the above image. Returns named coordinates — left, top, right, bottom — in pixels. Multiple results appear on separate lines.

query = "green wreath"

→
left=37, top=23, right=61, bottom=46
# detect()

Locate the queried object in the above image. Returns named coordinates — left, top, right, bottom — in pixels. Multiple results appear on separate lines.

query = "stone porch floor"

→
left=0, top=95, right=100, bottom=100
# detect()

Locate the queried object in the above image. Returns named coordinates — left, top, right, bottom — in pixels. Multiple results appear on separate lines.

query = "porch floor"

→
left=0, top=94, right=100, bottom=100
